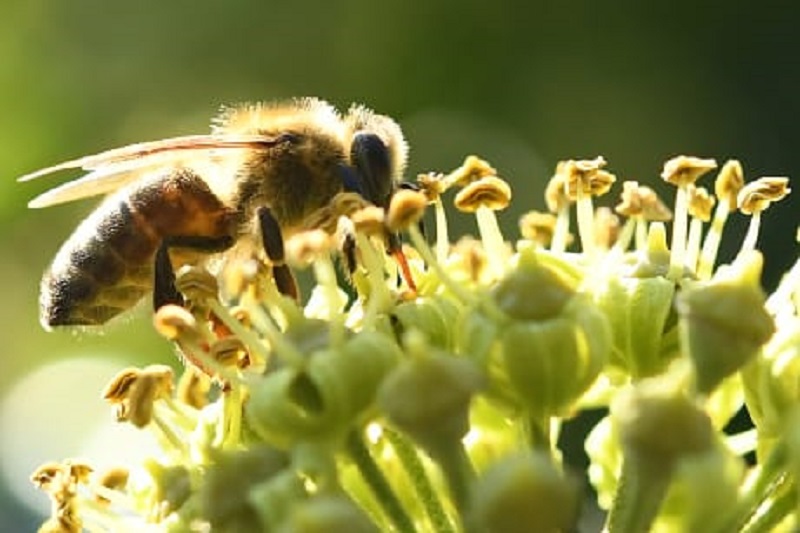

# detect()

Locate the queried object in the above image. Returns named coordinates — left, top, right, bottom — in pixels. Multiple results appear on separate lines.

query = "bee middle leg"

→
left=153, top=235, right=235, bottom=310
left=257, top=206, right=299, bottom=300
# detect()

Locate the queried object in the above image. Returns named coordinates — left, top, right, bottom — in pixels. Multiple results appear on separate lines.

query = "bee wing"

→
left=20, top=134, right=281, bottom=208
left=27, top=162, right=173, bottom=208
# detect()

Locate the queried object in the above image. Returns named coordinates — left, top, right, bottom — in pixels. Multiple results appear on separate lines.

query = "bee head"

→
left=343, top=106, right=408, bottom=209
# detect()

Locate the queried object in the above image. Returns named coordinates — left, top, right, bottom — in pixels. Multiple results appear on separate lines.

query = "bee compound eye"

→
left=337, top=164, right=365, bottom=196
left=350, top=132, right=392, bottom=207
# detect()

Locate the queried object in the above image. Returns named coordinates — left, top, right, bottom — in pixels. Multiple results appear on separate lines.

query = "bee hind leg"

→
left=257, top=207, right=299, bottom=301
left=153, top=235, right=235, bottom=310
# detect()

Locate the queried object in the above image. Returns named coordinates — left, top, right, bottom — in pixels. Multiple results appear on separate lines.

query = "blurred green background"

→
left=1, top=0, right=798, bottom=529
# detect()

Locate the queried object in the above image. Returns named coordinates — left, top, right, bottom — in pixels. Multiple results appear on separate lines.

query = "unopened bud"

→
left=469, top=453, right=580, bottom=533
left=613, top=377, right=713, bottom=464
left=280, top=495, right=378, bottom=533
left=199, top=446, right=289, bottom=532
left=677, top=251, right=775, bottom=394
left=378, top=349, right=483, bottom=456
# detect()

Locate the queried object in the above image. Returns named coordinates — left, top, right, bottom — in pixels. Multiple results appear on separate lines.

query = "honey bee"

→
left=19, top=98, right=410, bottom=329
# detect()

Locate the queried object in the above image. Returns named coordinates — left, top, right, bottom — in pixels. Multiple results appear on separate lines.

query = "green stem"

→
left=710, top=441, right=788, bottom=533
left=635, top=217, right=648, bottom=251
left=605, top=456, right=672, bottom=533
left=611, top=217, right=636, bottom=253
left=434, top=198, right=450, bottom=264
left=209, top=299, right=282, bottom=367
left=408, top=225, right=507, bottom=324
left=668, top=186, right=688, bottom=281
left=220, top=385, right=243, bottom=449
left=313, top=253, right=346, bottom=349
left=150, top=412, right=188, bottom=461
left=551, top=205, right=571, bottom=254
left=740, top=476, right=794, bottom=533
left=575, top=188, right=596, bottom=257
left=766, top=255, right=800, bottom=316
left=345, top=429, right=415, bottom=532
left=527, top=415, right=552, bottom=452
left=475, top=205, right=506, bottom=279
left=431, top=441, right=475, bottom=514
left=697, top=201, right=730, bottom=279
left=354, top=233, right=393, bottom=330
left=684, top=217, right=703, bottom=273
left=740, top=211, right=761, bottom=254
left=384, top=427, right=456, bottom=533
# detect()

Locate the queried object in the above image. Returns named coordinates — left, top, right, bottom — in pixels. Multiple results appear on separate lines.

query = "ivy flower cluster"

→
left=31, top=154, right=798, bottom=533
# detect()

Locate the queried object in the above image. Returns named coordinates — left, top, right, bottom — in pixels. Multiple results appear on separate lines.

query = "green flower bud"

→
left=656, top=445, right=743, bottom=532
left=282, top=317, right=335, bottom=357
left=585, top=416, right=619, bottom=510
left=594, top=274, right=676, bottom=379
left=782, top=408, right=800, bottom=494
left=613, top=378, right=713, bottom=465
left=247, top=331, right=402, bottom=447
left=143, top=460, right=192, bottom=518
left=248, top=470, right=307, bottom=531
left=391, top=295, right=461, bottom=350
left=606, top=377, right=715, bottom=532
left=677, top=251, right=775, bottom=395
left=465, top=247, right=610, bottom=418
left=277, top=495, right=378, bottom=533
left=492, top=248, right=577, bottom=321
left=198, top=446, right=289, bottom=533
left=377, top=337, right=485, bottom=512
left=499, top=294, right=609, bottom=418
left=763, top=320, right=800, bottom=413
left=742, top=317, right=800, bottom=456
left=468, top=452, right=580, bottom=533
left=377, top=348, right=483, bottom=456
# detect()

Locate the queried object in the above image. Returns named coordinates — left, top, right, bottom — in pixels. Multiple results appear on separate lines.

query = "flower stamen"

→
left=697, top=160, right=744, bottom=279
left=737, top=176, right=791, bottom=254
left=661, top=155, right=717, bottom=280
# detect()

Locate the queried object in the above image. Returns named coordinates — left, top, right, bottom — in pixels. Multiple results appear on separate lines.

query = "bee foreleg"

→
left=256, top=207, right=299, bottom=301
left=154, top=242, right=184, bottom=310
left=341, top=231, right=358, bottom=276
left=384, top=182, right=423, bottom=292
left=153, top=235, right=235, bottom=311
left=396, top=181, right=427, bottom=240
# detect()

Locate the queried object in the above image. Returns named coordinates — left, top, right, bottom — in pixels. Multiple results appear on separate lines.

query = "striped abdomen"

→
left=40, top=168, right=238, bottom=328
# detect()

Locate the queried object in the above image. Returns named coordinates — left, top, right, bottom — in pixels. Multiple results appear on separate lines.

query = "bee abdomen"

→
left=41, top=199, right=158, bottom=328
left=40, top=168, right=238, bottom=329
